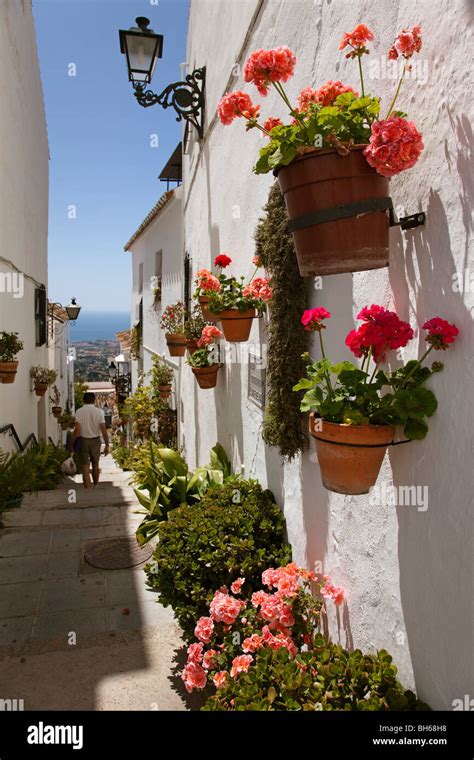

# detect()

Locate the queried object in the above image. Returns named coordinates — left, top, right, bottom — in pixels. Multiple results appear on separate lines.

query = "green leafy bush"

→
left=203, top=644, right=430, bottom=712
left=0, top=444, right=68, bottom=505
left=145, top=479, right=291, bottom=639
left=134, top=442, right=231, bottom=545
left=0, top=332, right=24, bottom=362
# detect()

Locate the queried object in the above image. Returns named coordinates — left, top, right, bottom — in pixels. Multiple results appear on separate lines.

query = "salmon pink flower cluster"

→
left=263, top=116, right=283, bottom=134
left=181, top=562, right=344, bottom=693
left=197, top=325, right=222, bottom=348
left=217, top=91, right=260, bottom=125
left=243, top=46, right=297, bottom=96
left=339, top=23, right=374, bottom=57
left=364, top=116, right=424, bottom=177
left=214, top=253, right=232, bottom=268
left=195, top=269, right=221, bottom=294
left=242, top=277, right=272, bottom=303
left=345, top=304, right=414, bottom=361
left=301, top=307, right=332, bottom=332
left=388, top=25, right=422, bottom=60
left=298, top=81, right=359, bottom=111
left=422, top=317, right=459, bottom=350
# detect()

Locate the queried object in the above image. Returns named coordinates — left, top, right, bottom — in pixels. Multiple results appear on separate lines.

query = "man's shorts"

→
left=78, top=437, right=101, bottom=466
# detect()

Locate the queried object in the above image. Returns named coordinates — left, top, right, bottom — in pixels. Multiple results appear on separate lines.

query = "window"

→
left=35, top=286, right=47, bottom=346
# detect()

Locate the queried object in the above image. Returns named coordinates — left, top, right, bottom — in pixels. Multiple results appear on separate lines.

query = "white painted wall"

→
left=0, top=0, right=59, bottom=450
left=128, top=187, right=183, bottom=402
left=180, top=0, right=473, bottom=708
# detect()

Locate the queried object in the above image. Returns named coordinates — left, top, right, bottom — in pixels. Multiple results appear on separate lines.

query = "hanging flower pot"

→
left=34, top=383, right=48, bottom=397
left=0, top=361, right=19, bottom=384
left=309, top=414, right=395, bottom=495
left=158, top=384, right=172, bottom=400
left=219, top=309, right=257, bottom=342
left=192, top=364, right=221, bottom=389
left=276, top=146, right=390, bottom=276
left=166, top=333, right=187, bottom=357
left=52, top=406, right=62, bottom=418
left=198, top=296, right=220, bottom=323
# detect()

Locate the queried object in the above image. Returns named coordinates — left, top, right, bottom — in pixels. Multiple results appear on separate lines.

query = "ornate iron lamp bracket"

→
left=133, top=67, right=206, bottom=140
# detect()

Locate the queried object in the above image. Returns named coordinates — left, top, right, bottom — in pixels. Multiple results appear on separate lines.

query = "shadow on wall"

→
left=389, top=186, right=473, bottom=708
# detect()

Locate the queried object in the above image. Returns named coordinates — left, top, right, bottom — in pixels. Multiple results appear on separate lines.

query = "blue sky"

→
left=33, top=0, right=189, bottom=312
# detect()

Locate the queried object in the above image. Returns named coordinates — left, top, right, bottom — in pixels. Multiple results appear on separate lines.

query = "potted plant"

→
left=50, top=385, right=62, bottom=417
left=195, top=255, right=272, bottom=342
left=150, top=355, right=174, bottom=400
left=130, top=324, right=142, bottom=360
left=184, top=305, right=208, bottom=355
left=187, top=325, right=223, bottom=389
left=0, top=451, right=31, bottom=523
left=218, top=25, right=424, bottom=276
left=58, top=410, right=75, bottom=431
left=160, top=301, right=187, bottom=356
left=30, top=366, right=57, bottom=397
left=293, top=306, right=458, bottom=494
left=0, top=332, right=24, bottom=384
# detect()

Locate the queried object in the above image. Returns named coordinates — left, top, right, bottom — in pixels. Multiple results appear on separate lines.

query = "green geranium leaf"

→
left=404, top=418, right=429, bottom=440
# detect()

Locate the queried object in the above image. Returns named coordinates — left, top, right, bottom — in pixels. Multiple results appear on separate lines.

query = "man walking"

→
left=71, top=392, right=109, bottom=488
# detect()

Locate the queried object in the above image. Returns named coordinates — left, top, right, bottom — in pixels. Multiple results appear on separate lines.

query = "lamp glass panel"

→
left=125, top=33, right=159, bottom=81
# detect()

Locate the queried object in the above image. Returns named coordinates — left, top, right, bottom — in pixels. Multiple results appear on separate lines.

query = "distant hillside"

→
left=73, top=339, right=120, bottom=382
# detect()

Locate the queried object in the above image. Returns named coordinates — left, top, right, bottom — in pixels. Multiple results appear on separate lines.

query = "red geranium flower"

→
left=214, top=254, right=232, bottom=268
left=244, top=46, right=297, bottom=96
left=301, top=307, right=331, bottom=332
left=422, top=317, right=459, bottom=350
left=217, top=91, right=260, bottom=125
left=388, top=25, right=422, bottom=60
left=339, top=24, right=374, bottom=58
left=364, top=116, right=424, bottom=177
left=345, top=304, right=414, bottom=361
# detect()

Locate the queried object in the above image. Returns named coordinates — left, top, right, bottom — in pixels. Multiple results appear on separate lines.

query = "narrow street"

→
left=0, top=455, right=186, bottom=710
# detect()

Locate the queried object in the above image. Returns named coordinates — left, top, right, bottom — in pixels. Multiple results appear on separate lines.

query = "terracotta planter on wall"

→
left=276, top=146, right=390, bottom=277
left=186, top=339, right=200, bottom=356
left=34, top=383, right=48, bottom=397
left=309, top=413, right=395, bottom=495
left=166, top=333, right=186, bottom=357
left=158, top=384, right=172, bottom=400
left=198, top=296, right=220, bottom=322
left=52, top=406, right=62, bottom=418
left=219, top=309, right=256, bottom=342
left=192, top=364, right=220, bottom=389
left=0, top=361, right=18, bottom=384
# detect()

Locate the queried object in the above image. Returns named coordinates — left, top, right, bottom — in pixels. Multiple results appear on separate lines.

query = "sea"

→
left=70, top=311, right=130, bottom=343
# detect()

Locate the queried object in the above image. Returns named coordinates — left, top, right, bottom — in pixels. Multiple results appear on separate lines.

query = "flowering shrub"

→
left=184, top=304, right=207, bottom=340
left=145, top=480, right=291, bottom=639
left=203, top=645, right=430, bottom=711
left=218, top=23, right=424, bottom=177
left=187, top=325, right=223, bottom=369
left=160, top=301, right=186, bottom=334
left=293, top=305, right=458, bottom=440
left=181, top=563, right=335, bottom=694
left=194, top=255, right=272, bottom=314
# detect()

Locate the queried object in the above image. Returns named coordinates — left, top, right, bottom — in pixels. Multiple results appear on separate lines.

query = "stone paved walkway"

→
left=0, top=454, right=187, bottom=710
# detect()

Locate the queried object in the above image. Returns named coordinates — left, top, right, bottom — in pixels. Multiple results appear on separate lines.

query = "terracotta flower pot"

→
left=60, top=422, right=69, bottom=431
left=158, top=384, right=172, bottom=400
left=186, top=338, right=200, bottom=356
left=309, top=413, right=395, bottom=495
left=192, top=364, right=220, bottom=389
left=0, top=361, right=18, bottom=384
left=34, top=383, right=48, bottom=397
left=219, top=309, right=256, bottom=342
left=198, top=296, right=220, bottom=322
left=276, top=146, right=390, bottom=277
left=166, top=333, right=187, bottom=357
left=52, top=406, right=62, bottom=418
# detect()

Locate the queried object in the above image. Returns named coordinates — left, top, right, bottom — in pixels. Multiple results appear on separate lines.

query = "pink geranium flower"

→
left=422, top=317, right=459, bottom=350
left=210, top=591, right=245, bottom=625
left=339, top=24, right=374, bottom=57
left=213, top=671, right=228, bottom=689
left=182, top=661, right=207, bottom=693
left=301, top=307, right=332, bottom=332
left=388, top=25, right=422, bottom=60
left=243, top=277, right=272, bottom=303
left=194, top=616, right=214, bottom=643
left=202, top=649, right=218, bottom=670
left=244, top=46, right=297, bottom=96
left=263, top=116, right=283, bottom=134
left=242, top=634, right=264, bottom=653
left=230, top=577, right=245, bottom=595
left=364, top=116, right=424, bottom=177
left=197, top=324, right=222, bottom=348
left=217, top=91, right=260, bottom=125
left=186, top=642, right=203, bottom=663
left=230, top=654, right=253, bottom=678
left=298, top=82, right=359, bottom=111
left=196, top=269, right=222, bottom=293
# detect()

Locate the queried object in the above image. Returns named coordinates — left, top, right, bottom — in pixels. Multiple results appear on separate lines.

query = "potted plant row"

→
left=30, top=366, right=57, bottom=397
left=187, top=325, right=223, bottom=389
left=160, top=301, right=187, bottom=357
left=0, top=332, right=24, bottom=384
left=293, top=306, right=459, bottom=495
left=150, top=355, right=174, bottom=400
left=218, top=24, right=424, bottom=276
left=194, top=254, right=272, bottom=342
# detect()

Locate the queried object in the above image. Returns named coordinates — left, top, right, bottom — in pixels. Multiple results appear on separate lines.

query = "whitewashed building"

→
left=0, top=0, right=71, bottom=450
left=126, top=0, right=473, bottom=709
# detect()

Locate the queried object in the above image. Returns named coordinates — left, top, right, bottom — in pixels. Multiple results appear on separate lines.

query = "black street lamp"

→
left=49, top=297, right=82, bottom=340
left=119, top=16, right=206, bottom=140
left=65, top=297, right=81, bottom=322
left=108, top=361, right=117, bottom=381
